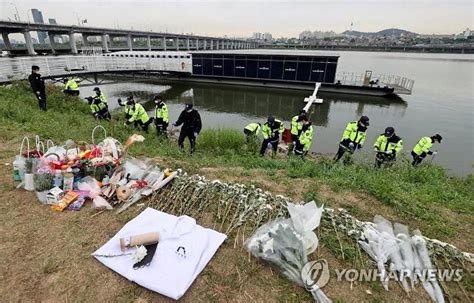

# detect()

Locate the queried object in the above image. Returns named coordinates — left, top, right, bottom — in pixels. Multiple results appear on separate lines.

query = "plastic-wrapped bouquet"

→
left=246, top=218, right=331, bottom=302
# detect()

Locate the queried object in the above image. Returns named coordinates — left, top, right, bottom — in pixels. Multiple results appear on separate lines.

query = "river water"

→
left=76, top=51, right=473, bottom=176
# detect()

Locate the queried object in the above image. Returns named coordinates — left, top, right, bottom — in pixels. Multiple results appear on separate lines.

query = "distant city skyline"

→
left=0, top=0, right=472, bottom=37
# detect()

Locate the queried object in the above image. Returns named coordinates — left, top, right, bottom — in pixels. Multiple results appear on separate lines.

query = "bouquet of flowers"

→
left=246, top=218, right=331, bottom=303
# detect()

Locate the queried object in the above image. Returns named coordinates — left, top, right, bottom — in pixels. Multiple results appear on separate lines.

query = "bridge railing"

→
left=0, top=54, right=193, bottom=82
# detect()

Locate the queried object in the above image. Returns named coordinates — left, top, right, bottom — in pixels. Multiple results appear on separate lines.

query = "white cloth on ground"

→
left=93, top=207, right=227, bottom=300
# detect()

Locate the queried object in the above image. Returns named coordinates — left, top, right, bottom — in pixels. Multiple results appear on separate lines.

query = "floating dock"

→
left=189, top=50, right=414, bottom=97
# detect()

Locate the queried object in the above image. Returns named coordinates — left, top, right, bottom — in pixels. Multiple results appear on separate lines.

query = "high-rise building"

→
left=252, top=32, right=273, bottom=42
left=31, top=9, right=48, bottom=44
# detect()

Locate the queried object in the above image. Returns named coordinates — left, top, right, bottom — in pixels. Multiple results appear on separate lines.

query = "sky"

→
left=1, top=0, right=473, bottom=37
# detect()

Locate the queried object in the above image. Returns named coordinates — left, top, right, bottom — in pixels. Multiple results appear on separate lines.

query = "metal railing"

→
left=336, top=71, right=415, bottom=94
left=0, top=54, right=193, bottom=82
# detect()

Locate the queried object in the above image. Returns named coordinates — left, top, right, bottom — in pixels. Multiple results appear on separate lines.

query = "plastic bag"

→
left=77, top=176, right=113, bottom=210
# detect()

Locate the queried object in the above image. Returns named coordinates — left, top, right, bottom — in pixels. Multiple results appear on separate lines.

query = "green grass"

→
left=1, top=81, right=473, bottom=240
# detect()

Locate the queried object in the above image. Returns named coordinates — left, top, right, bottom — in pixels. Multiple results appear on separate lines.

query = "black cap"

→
left=384, top=127, right=395, bottom=137
left=432, top=134, right=442, bottom=143
left=126, top=100, right=134, bottom=106
left=154, top=95, right=162, bottom=101
left=93, top=87, right=100, bottom=91
left=32, top=65, right=40, bottom=70
left=359, top=116, right=370, bottom=126
left=185, top=103, right=193, bottom=111
left=267, top=116, right=275, bottom=123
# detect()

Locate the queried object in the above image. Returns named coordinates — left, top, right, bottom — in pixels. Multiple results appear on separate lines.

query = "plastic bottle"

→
left=12, top=158, right=23, bottom=181
left=53, top=170, right=63, bottom=188
left=63, top=168, right=74, bottom=191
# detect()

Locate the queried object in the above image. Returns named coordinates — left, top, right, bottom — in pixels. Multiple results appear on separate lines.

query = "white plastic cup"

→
left=24, top=173, right=35, bottom=191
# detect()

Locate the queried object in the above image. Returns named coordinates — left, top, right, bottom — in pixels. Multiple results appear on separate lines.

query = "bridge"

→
left=0, top=52, right=195, bottom=83
left=0, top=21, right=259, bottom=56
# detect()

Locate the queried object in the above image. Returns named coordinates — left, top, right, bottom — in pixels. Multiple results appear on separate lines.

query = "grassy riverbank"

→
left=0, top=82, right=472, bottom=302
left=1, top=81, right=472, bottom=241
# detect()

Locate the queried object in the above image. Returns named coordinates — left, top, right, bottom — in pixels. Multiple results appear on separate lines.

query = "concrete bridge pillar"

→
left=147, top=36, right=151, bottom=51
left=210, top=40, right=214, bottom=50
left=1, top=33, right=13, bottom=54
left=162, top=37, right=167, bottom=51
left=203, top=39, right=207, bottom=50
left=48, top=32, right=57, bottom=54
left=175, top=37, right=179, bottom=50
left=82, top=33, right=89, bottom=47
left=186, top=38, right=190, bottom=50
left=23, top=31, right=36, bottom=55
left=195, top=39, right=199, bottom=50
left=127, top=35, right=133, bottom=51
left=102, top=33, right=109, bottom=52
left=68, top=32, right=78, bottom=54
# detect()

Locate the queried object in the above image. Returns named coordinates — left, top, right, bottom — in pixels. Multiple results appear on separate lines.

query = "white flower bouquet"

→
left=246, top=219, right=331, bottom=303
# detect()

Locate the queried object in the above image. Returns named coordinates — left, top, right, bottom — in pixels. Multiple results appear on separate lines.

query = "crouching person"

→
left=294, top=117, right=313, bottom=159
left=373, top=127, right=403, bottom=168
left=126, top=98, right=153, bottom=133
left=86, top=96, right=110, bottom=120
left=260, top=116, right=284, bottom=157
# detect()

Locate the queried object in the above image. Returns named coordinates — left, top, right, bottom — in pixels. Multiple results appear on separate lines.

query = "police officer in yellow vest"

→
left=243, top=122, right=261, bottom=141
left=260, top=116, right=285, bottom=156
left=373, top=127, right=403, bottom=168
left=125, top=97, right=153, bottom=133
left=334, top=116, right=369, bottom=161
left=86, top=95, right=110, bottom=120
left=117, top=97, right=134, bottom=121
left=289, top=110, right=307, bottom=154
left=92, top=87, right=108, bottom=109
left=411, top=134, right=442, bottom=166
left=63, top=78, right=80, bottom=96
left=294, top=116, right=313, bottom=159
left=154, top=95, right=169, bottom=137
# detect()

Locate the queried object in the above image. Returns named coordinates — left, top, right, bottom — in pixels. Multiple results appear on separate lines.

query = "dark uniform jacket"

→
left=175, top=109, right=202, bottom=133
left=28, top=73, right=45, bottom=95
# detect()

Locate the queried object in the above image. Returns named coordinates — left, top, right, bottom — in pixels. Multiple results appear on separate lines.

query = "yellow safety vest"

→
left=94, top=93, right=107, bottom=104
left=341, top=121, right=366, bottom=144
left=65, top=79, right=79, bottom=91
left=262, top=120, right=285, bottom=140
left=413, top=137, right=433, bottom=155
left=374, top=135, right=403, bottom=153
left=129, top=103, right=150, bottom=123
left=90, top=101, right=106, bottom=113
left=155, top=103, right=169, bottom=123
left=244, top=123, right=261, bottom=135
left=299, top=125, right=314, bottom=151
left=290, top=115, right=303, bottom=136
